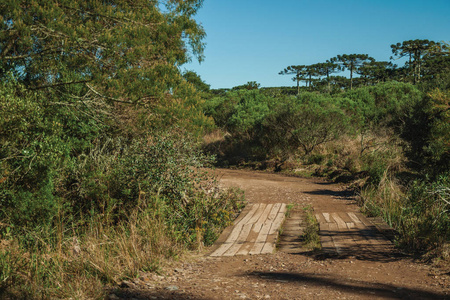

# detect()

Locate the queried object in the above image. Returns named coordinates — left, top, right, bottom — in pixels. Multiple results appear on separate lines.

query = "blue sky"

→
left=184, top=0, right=450, bottom=89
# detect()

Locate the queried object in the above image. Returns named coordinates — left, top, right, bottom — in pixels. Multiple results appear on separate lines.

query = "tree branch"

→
left=28, top=80, right=92, bottom=90
left=85, top=83, right=133, bottom=104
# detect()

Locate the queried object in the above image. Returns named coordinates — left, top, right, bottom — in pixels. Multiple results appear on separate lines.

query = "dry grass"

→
left=202, top=129, right=229, bottom=146
left=0, top=207, right=181, bottom=299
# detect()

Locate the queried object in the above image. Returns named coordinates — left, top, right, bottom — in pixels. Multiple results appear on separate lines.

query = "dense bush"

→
left=0, top=79, right=244, bottom=298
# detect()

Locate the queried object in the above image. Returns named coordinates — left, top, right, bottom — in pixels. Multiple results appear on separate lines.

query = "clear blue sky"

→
left=184, top=0, right=450, bottom=89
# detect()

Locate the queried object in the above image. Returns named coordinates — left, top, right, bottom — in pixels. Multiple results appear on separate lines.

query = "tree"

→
left=311, top=61, right=340, bottom=91
left=232, top=81, right=261, bottom=90
left=333, top=54, right=375, bottom=89
left=421, top=42, right=450, bottom=89
left=356, top=61, right=395, bottom=85
left=183, top=70, right=210, bottom=93
left=0, top=0, right=206, bottom=102
left=390, top=39, right=441, bottom=84
left=260, top=97, right=350, bottom=159
left=279, top=65, right=308, bottom=95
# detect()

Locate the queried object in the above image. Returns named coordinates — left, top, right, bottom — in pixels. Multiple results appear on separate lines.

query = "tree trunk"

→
left=350, top=64, right=353, bottom=90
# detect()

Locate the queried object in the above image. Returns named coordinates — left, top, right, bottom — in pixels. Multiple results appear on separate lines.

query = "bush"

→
left=0, top=79, right=245, bottom=298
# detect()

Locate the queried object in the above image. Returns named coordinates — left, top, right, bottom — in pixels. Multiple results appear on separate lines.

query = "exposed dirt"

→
left=109, top=169, right=450, bottom=300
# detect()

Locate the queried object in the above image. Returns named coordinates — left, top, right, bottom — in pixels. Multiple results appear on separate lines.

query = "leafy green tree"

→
left=261, top=95, right=350, bottom=158
left=333, top=54, right=375, bottom=89
left=421, top=42, right=450, bottom=90
left=0, top=0, right=205, bottom=101
left=328, top=75, right=350, bottom=91
left=183, top=70, right=210, bottom=93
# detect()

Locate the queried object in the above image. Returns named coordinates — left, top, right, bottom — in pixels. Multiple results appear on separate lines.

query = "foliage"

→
left=260, top=94, right=351, bottom=158
left=302, top=205, right=321, bottom=251
left=183, top=70, right=211, bottom=93
left=359, top=173, right=449, bottom=256
left=0, top=2, right=247, bottom=298
left=0, top=0, right=206, bottom=99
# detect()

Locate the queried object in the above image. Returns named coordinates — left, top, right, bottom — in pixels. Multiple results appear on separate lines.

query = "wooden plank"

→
left=319, top=222, right=337, bottom=255
left=332, top=213, right=356, bottom=254
left=251, top=203, right=273, bottom=234
left=347, top=212, right=363, bottom=225
left=348, top=212, right=388, bottom=246
left=249, top=204, right=281, bottom=255
left=322, top=213, right=332, bottom=223
left=261, top=233, right=277, bottom=254
left=261, top=205, right=287, bottom=254
left=346, top=222, right=355, bottom=229
left=223, top=223, right=253, bottom=256
left=247, top=203, right=267, bottom=225
left=329, top=223, right=345, bottom=254
left=315, top=213, right=327, bottom=224
left=354, top=213, right=389, bottom=245
left=235, top=204, right=274, bottom=256
left=338, top=212, right=353, bottom=223
left=210, top=204, right=260, bottom=256
left=331, top=213, right=347, bottom=230
left=354, top=212, right=374, bottom=227
left=268, top=204, right=287, bottom=235
left=346, top=222, right=372, bottom=251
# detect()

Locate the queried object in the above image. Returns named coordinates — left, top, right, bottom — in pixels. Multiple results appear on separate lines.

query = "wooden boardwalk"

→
left=210, top=203, right=287, bottom=256
left=210, top=206, right=395, bottom=257
left=316, top=212, right=394, bottom=257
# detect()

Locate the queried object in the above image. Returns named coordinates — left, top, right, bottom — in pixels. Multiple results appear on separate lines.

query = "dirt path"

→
left=110, top=169, right=449, bottom=300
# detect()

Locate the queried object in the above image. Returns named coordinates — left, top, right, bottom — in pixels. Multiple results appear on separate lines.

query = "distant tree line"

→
left=279, top=39, right=450, bottom=94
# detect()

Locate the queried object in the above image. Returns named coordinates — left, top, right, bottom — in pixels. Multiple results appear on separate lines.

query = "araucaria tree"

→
left=390, top=39, right=441, bottom=84
left=279, top=65, right=308, bottom=94
left=333, top=54, right=375, bottom=89
left=310, top=61, right=339, bottom=91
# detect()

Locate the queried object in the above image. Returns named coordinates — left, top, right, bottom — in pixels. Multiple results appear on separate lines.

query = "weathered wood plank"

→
left=261, top=205, right=287, bottom=254
left=331, top=213, right=347, bottom=230
left=347, top=212, right=363, bottom=225
left=268, top=204, right=287, bottom=235
left=210, top=204, right=261, bottom=256
left=236, top=204, right=273, bottom=255
left=329, top=223, right=345, bottom=254
left=249, top=204, right=281, bottom=255
left=223, top=223, right=254, bottom=256
left=320, top=222, right=337, bottom=255
left=323, top=213, right=332, bottom=223
left=315, top=213, right=327, bottom=224
left=338, top=212, right=353, bottom=223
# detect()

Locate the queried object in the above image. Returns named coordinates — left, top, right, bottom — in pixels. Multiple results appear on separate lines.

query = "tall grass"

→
left=359, top=173, right=450, bottom=257
left=0, top=183, right=244, bottom=299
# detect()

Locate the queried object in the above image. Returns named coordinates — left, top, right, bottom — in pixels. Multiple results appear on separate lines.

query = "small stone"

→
left=166, top=285, right=179, bottom=291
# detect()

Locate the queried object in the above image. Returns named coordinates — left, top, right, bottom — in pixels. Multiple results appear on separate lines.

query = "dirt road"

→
left=111, top=169, right=449, bottom=300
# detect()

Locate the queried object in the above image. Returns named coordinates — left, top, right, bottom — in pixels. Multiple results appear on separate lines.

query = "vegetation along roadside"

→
left=0, top=0, right=449, bottom=298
